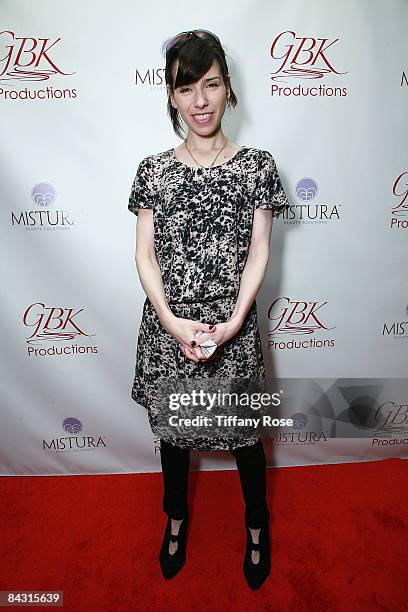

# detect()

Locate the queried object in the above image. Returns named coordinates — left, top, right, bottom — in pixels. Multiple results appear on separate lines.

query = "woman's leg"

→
left=159, top=439, right=190, bottom=568
left=159, top=439, right=190, bottom=519
left=231, top=438, right=270, bottom=529
left=233, top=439, right=272, bottom=586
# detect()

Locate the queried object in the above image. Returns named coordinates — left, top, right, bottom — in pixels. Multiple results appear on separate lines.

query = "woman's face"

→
left=167, top=59, right=230, bottom=135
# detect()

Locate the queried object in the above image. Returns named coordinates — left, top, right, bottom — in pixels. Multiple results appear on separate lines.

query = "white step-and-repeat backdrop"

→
left=1, top=0, right=407, bottom=475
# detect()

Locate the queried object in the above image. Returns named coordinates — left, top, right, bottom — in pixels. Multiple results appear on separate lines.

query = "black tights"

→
left=159, top=438, right=270, bottom=529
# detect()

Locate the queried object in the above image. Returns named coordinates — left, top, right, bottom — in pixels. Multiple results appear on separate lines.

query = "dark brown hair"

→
left=162, top=30, right=238, bottom=139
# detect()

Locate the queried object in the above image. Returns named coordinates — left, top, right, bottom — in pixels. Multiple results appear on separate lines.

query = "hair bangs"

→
left=173, top=40, right=218, bottom=90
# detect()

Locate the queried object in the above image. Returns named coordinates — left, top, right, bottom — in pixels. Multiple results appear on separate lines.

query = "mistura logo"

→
left=264, top=413, right=328, bottom=446
left=42, top=417, right=108, bottom=454
left=266, top=431, right=328, bottom=446
left=0, top=30, right=77, bottom=100
left=391, top=171, right=408, bottom=230
left=269, top=30, right=348, bottom=97
left=291, top=177, right=341, bottom=224
left=133, top=36, right=174, bottom=89
left=267, top=297, right=336, bottom=351
left=134, top=66, right=166, bottom=88
left=23, top=302, right=98, bottom=357
left=382, top=305, right=408, bottom=340
left=11, top=182, right=78, bottom=231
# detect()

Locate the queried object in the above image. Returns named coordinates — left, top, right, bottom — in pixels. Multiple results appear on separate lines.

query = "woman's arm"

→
left=190, top=208, right=273, bottom=354
left=135, top=209, right=175, bottom=330
left=135, top=209, right=214, bottom=361
left=228, top=208, right=273, bottom=331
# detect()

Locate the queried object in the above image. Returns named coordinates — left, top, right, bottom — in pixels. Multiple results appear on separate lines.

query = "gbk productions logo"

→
left=0, top=30, right=76, bottom=99
left=391, top=171, right=408, bottom=230
left=382, top=305, right=408, bottom=341
left=264, top=380, right=408, bottom=449
left=11, top=182, right=81, bottom=231
left=374, top=401, right=408, bottom=435
left=23, top=302, right=98, bottom=357
left=270, top=30, right=348, bottom=97
left=42, top=417, right=107, bottom=454
left=267, top=297, right=336, bottom=351
left=283, top=176, right=341, bottom=224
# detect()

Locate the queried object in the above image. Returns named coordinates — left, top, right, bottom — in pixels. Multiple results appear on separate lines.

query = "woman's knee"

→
left=160, top=439, right=190, bottom=455
left=230, top=438, right=264, bottom=459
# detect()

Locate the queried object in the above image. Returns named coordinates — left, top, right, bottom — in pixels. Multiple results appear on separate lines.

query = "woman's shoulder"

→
left=239, top=146, right=276, bottom=175
left=142, top=148, right=174, bottom=166
left=134, top=150, right=174, bottom=182
left=243, top=146, right=274, bottom=160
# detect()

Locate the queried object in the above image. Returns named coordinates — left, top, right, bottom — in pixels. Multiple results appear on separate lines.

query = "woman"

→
left=128, top=30, right=290, bottom=590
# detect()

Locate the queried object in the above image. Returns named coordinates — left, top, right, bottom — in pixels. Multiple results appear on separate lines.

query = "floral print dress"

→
left=128, top=146, right=290, bottom=451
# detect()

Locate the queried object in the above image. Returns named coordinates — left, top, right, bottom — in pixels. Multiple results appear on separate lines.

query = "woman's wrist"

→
left=159, top=310, right=177, bottom=332
left=227, top=314, right=244, bottom=334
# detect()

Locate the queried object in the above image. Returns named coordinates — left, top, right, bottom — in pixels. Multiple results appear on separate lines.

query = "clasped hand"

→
left=164, top=316, right=241, bottom=363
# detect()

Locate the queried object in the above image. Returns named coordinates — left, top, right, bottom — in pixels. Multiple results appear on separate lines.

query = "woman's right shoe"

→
left=159, top=514, right=189, bottom=579
left=243, top=523, right=271, bottom=590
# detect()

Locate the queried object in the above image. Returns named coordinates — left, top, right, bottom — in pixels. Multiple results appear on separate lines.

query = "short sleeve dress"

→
left=128, top=146, right=290, bottom=451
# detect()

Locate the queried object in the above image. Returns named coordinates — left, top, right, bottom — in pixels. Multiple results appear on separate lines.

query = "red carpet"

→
left=0, top=458, right=406, bottom=611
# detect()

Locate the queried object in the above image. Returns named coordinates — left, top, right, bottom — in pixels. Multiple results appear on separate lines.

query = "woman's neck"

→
left=183, top=130, right=228, bottom=154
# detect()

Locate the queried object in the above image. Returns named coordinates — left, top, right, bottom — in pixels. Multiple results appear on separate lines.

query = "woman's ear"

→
left=225, top=77, right=231, bottom=105
left=167, top=85, right=177, bottom=110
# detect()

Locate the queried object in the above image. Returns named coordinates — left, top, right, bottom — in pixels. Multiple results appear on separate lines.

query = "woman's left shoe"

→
left=243, top=523, right=271, bottom=590
left=159, top=514, right=189, bottom=580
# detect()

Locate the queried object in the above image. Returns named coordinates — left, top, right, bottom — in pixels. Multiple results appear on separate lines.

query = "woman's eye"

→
left=179, top=83, right=218, bottom=93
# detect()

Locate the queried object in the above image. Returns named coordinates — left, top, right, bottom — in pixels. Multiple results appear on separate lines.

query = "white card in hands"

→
left=194, top=330, right=217, bottom=358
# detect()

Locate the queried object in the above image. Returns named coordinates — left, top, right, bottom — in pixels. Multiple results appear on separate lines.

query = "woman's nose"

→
left=192, top=91, right=209, bottom=107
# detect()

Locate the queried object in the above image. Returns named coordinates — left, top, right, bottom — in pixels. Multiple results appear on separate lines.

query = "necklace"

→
left=184, top=137, right=228, bottom=169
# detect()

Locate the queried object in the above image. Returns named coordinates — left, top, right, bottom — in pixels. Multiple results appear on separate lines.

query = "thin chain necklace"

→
left=184, top=137, right=228, bottom=169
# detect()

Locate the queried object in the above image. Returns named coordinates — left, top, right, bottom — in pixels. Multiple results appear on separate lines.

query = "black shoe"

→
left=159, top=514, right=189, bottom=579
left=243, top=523, right=271, bottom=590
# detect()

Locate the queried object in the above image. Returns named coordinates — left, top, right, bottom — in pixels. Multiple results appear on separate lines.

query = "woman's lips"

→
left=191, top=112, right=213, bottom=125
